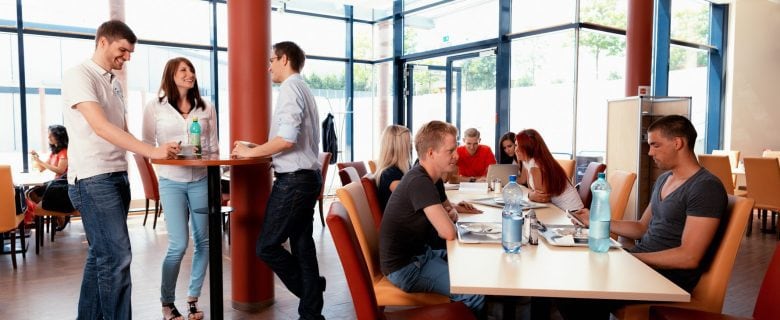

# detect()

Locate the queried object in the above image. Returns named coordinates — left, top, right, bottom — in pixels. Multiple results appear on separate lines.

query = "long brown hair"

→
left=158, top=57, right=205, bottom=114
left=516, top=129, right=568, bottom=196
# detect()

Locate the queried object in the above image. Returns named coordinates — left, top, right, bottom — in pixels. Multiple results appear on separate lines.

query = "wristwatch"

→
left=469, top=177, right=476, bottom=182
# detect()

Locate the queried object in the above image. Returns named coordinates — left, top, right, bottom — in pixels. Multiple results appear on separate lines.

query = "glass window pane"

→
left=509, top=31, right=575, bottom=156
left=576, top=29, right=626, bottom=167
left=126, top=0, right=211, bottom=45
left=354, top=22, right=373, bottom=60
left=404, top=0, right=498, bottom=55
left=512, top=0, right=575, bottom=33
left=22, top=0, right=108, bottom=31
left=353, top=62, right=382, bottom=163
left=217, top=2, right=227, bottom=48
left=404, top=0, right=442, bottom=12
left=374, top=19, right=393, bottom=60
left=0, top=0, right=15, bottom=26
left=218, top=51, right=229, bottom=154
left=0, top=32, right=20, bottom=169
left=23, top=35, right=92, bottom=158
left=282, top=0, right=346, bottom=17
left=272, top=11, right=346, bottom=58
left=668, top=45, right=708, bottom=154
left=671, top=0, right=710, bottom=45
left=579, top=0, right=627, bottom=29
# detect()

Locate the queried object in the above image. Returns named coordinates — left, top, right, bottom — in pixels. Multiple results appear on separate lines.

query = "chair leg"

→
left=10, top=231, right=17, bottom=269
left=747, top=209, right=754, bottom=236
left=35, top=216, right=41, bottom=255
left=50, top=216, right=57, bottom=242
left=19, top=222, right=25, bottom=260
left=318, top=199, right=325, bottom=227
left=152, top=201, right=160, bottom=230
left=145, top=199, right=152, bottom=226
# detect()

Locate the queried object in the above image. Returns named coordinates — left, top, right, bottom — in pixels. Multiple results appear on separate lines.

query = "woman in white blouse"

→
left=142, top=57, right=218, bottom=320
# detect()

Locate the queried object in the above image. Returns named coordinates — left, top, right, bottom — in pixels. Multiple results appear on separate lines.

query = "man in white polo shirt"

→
left=62, top=20, right=179, bottom=320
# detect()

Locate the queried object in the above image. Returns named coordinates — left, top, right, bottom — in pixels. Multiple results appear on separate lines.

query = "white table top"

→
left=12, top=171, right=53, bottom=187
left=445, top=182, right=690, bottom=302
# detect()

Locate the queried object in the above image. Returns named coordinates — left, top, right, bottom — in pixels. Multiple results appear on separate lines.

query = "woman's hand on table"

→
left=528, top=190, right=551, bottom=203
left=152, top=141, right=180, bottom=159
left=455, top=201, right=482, bottom=214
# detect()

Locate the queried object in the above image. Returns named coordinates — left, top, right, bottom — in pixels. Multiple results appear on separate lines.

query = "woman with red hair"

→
left=515, top=129, right=583, bottom=211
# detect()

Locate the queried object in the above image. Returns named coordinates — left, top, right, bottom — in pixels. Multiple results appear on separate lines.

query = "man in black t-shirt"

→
left=379, top=120, right=484, bottom=313
left=564, top=115, right=728, bottom=319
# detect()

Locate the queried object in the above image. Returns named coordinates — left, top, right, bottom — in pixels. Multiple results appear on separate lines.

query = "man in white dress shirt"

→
left=231, top=41, right=324, bottom=320
left=62, top=20, right=178, bottom=320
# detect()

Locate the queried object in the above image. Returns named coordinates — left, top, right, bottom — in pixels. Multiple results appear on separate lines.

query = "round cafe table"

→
left=152, top=154, right=269, bottom=316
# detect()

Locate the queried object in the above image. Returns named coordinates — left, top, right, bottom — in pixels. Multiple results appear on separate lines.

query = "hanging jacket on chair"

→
left=322, top=113, right=338, bottom=164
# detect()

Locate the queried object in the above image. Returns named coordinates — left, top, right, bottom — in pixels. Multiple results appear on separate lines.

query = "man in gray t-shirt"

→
left=576, top=115, right=727, bottom=291
left=565, top=115, right=728, bottom=319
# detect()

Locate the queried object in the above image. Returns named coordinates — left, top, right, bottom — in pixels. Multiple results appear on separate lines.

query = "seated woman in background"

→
left=27, top=124, right=72, bottom=225
left=30, top=124, right=69, bottom=179
left=515, top=129, right=583, bottom=212
left=498, top=131, right=517, bottom=164
left=375, top=125, right=413, bottom=210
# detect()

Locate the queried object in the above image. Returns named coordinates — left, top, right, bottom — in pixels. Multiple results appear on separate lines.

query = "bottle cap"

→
left=509, top=175, right=517, bottom=183
left=597, top=172, right=606, bottom=179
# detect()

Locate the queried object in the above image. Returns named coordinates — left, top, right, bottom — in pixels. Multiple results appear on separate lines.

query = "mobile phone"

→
left=567, top=209, right=586, bottom=227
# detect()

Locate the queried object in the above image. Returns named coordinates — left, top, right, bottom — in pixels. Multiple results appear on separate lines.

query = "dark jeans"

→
left=257, top=169, right=323, bottom=320
left=68, top=172, right=132, bottom=320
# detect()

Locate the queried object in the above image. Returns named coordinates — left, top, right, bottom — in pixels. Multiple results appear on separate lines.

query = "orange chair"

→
left=337, top=161, right=368, bottom=179
left=336, top=182, right=449, bottom=306
left=649, top=243, right=780, bottom=320
left=339, top=166, right=361, bottom=186
left=613, top=195, right=755, bottom=320
left=577, top=162, right=607, bottom=209
left=368, top=160, right=377, bottom=174
left=317, top=152, right=332, bottom=227
left=699, top=154, right=745, bottom=196
left=0, top=165, right=26, bottom=269
left=132, top=153, right=161, bottom=229
left=743, top=157, right=780, bottom=237
left=608, top=170, right=637, bottom=221
left=556, top=159, right=576, bottom=183
left=327, top=202, right=475, bottom=320
left=360, top=176, right=383, bottom=232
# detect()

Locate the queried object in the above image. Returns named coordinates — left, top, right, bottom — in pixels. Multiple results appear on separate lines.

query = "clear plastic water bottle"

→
left=189, top=117, right=202, bottom=156
left=502, top=175, right=524, bottom=253
left=589, top=172, right=611, bottom=253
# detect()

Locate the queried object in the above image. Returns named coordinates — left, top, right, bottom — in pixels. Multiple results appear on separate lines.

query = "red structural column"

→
left=625, top=0, right=654, bottom=96
left=228, top=1, right=274, bottom=311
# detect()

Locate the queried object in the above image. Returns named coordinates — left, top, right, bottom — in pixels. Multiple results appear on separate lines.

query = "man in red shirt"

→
left=456, top=128, right=496, bottom=182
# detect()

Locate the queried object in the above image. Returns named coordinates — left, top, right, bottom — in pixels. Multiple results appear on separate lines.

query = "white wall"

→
left=725, top=0, right=780, bottom=157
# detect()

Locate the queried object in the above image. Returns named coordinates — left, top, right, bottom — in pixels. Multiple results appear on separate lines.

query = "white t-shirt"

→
left=522, top=158, right=584, bottom=211
left=142, top=97, right=219, bottom=182
left=62, top=59, right=129, bottom=184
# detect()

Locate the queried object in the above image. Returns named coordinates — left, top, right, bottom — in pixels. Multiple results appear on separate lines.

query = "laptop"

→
left=486, top=164, right=520, bottom=187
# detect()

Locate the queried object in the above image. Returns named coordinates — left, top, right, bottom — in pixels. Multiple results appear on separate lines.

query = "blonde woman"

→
left=375, top=125, right=413, bottom=210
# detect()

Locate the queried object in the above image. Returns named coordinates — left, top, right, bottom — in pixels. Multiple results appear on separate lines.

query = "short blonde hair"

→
left=415, top=120, right=458, bottom=160
left=375, top=125, right=412, bottom=184
left=463, top=127, right=480, bottom=139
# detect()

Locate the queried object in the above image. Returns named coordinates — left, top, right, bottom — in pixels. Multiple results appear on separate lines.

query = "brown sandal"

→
left=187, top=299, right=204, bottom=320
left=162, top=303, right=184, bottom=320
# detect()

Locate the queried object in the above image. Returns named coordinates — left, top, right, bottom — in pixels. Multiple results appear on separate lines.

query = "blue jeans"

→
left=257, top=169, right=323, bottom=320
left=158, top=177, right=209, bottom=303
left=68, top=172, right=132, bottom=320
left=386, top=246, right=485, bottom=313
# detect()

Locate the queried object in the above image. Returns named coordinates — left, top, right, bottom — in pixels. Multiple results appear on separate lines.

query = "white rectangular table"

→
left=446, top=183, right=690, bottom=302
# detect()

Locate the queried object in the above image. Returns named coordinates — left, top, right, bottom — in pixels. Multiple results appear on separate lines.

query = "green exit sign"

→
left=442, top=35, right=449, bottom=42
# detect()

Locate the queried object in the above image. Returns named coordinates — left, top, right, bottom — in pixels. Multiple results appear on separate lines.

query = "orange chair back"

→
left=698, top=154, right=735, bottom=195
left=744, top=157, right=780, bottom=211
left=0, top=165, right=24, bottom=232
left=318, top=152, right=332, bottom=200
left=607, top=170, right=636, bottom=221
left=360, top=176, right=383, bottom=232
left=337, top=161, right=368, bottom=179
left=336, top=182, right=381, bottom=282
left=132, top=153, right=159, bottom=201
left=556, top=159, right=576, bottom=183
left=339, top=167, right=361, bottom=186
left=326, top=202, right=383, bottom=320
left=578, top=162, right=606, bottom=208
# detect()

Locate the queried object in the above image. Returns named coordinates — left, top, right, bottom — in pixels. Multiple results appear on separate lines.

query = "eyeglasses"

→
left=269, top=56, right=280, bottom=63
